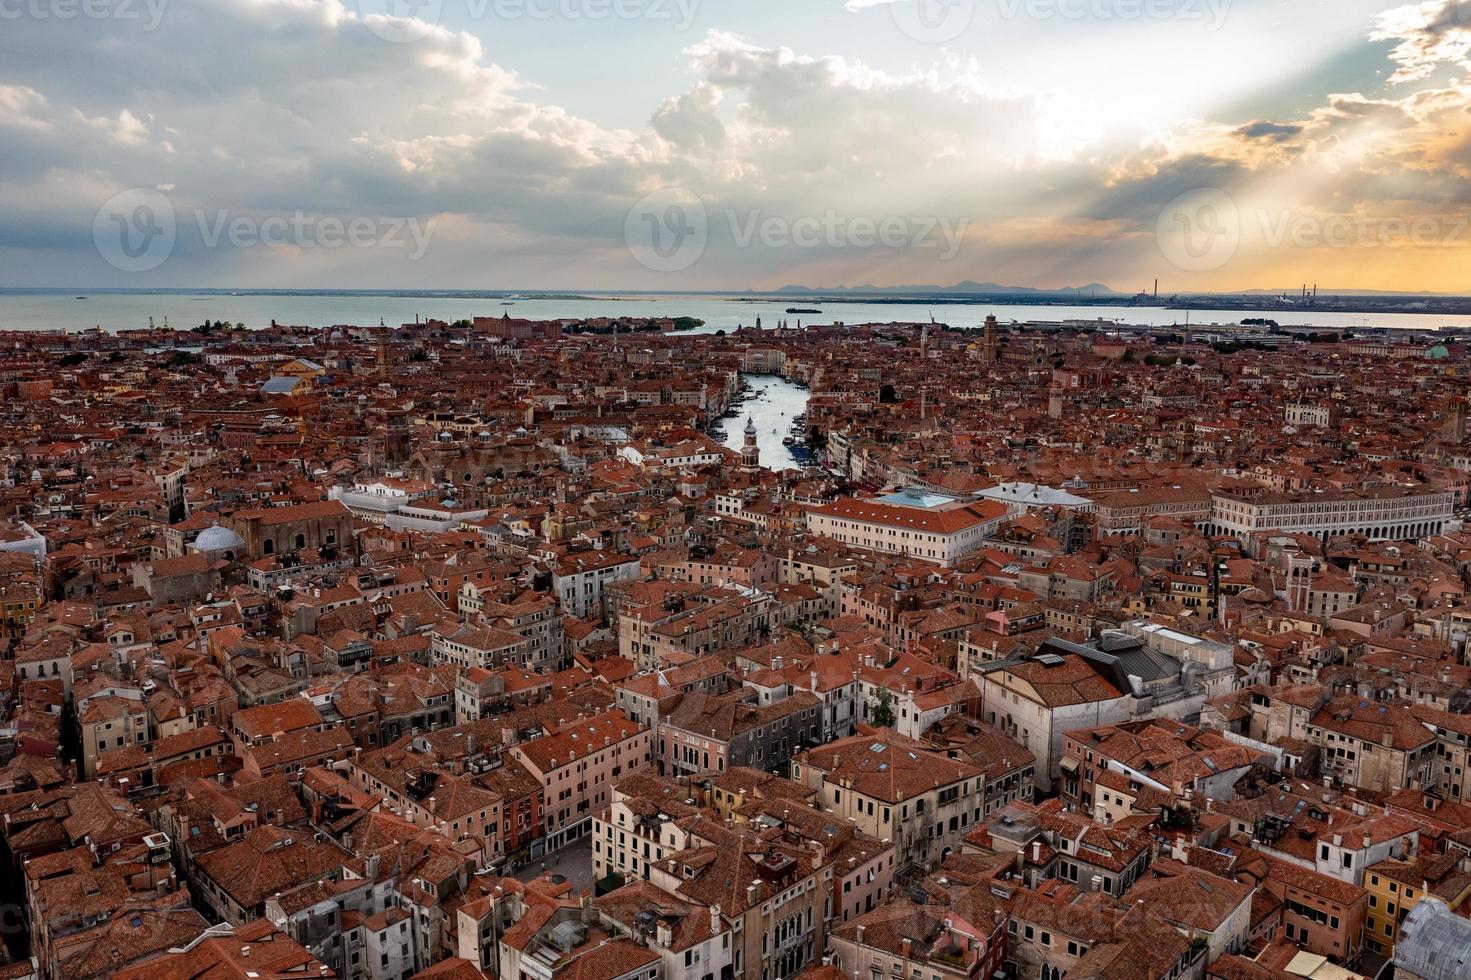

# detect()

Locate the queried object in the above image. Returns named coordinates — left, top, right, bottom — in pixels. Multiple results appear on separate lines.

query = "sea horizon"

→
left=4, top=287, right=1471, bottom=336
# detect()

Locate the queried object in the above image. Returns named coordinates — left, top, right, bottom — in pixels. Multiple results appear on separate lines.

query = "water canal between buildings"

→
left=716, top=374, right=812, bottom=472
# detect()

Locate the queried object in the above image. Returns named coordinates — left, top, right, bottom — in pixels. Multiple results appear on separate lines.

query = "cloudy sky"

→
left=3, top=0, right=1471, bottom=292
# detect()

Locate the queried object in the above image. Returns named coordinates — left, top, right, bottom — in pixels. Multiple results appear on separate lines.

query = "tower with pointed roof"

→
left=741, top=415, right=760, bottom=469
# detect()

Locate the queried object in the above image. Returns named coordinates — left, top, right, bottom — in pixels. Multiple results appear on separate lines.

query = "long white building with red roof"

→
left=806, top=489, right=1009, bottom=566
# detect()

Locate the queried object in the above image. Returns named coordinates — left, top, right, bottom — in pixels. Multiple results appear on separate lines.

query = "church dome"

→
left=193, top=523, right=245, bottom=553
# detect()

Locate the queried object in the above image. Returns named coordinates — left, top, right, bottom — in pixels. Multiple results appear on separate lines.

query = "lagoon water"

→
left=3, top=290, right=1469, bottom=334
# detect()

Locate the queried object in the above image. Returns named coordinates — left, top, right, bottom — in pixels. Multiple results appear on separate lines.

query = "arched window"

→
left=295, top=533, right=306, bottom=550
left=264, top=539, right=275, bottom=555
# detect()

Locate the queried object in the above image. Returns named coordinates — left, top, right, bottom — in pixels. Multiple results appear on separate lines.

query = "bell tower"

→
left=1445, top=396, right=1466, bottom=444
left=741, top=415, right=760, bottom=469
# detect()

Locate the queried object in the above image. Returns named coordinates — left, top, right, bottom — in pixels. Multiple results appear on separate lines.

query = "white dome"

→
left=193, top=523, right=245, bottom=552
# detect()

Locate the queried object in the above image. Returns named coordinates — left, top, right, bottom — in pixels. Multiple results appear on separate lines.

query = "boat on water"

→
left=75, top=296, right=86, bottom=300
left=786, top=307, right=820, bottom=314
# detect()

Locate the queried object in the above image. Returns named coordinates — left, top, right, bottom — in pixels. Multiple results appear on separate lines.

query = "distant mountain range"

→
left=1231, top=288, right=1466, bottom=297
left=771, top=281, right=1121, bottom=296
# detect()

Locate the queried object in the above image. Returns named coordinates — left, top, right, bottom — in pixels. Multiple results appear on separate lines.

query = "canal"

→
left=717, top=374, right=811, bottom=471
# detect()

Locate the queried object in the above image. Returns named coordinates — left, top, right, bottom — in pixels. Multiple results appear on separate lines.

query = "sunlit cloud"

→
left=0, top=0, right=1469, bottom=291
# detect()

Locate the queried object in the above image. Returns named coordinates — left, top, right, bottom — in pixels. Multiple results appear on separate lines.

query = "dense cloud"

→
left=1373, top=0, right=1471, bottom=82
left=1, top=0, right=1470, bottom=289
